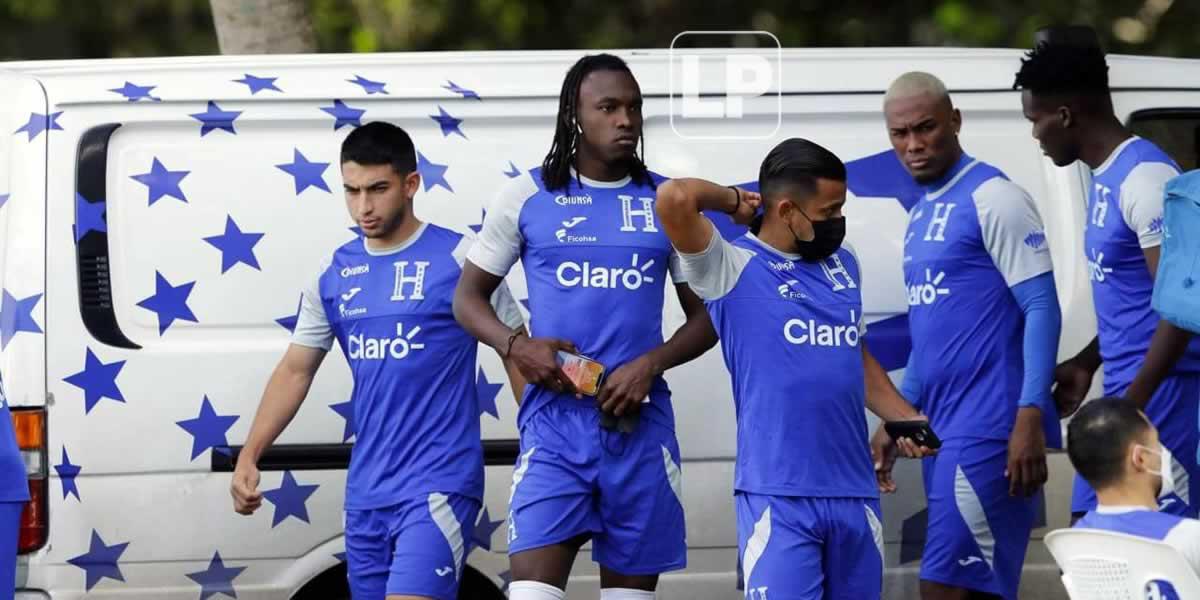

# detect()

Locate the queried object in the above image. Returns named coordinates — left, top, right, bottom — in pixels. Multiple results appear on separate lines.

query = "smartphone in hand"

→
left=884, top=420, right=942, bottom=450
left=556, top=351, right=606, bottom=396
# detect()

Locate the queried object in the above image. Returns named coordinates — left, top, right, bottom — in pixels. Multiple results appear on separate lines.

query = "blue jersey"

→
left=293, top=223, right=522, bottom=510
left=1075, top=505, right=1200, bottom=573
left=0, top=373, right=29, bottom=503
left=904, top=155, right=1053, bottom=441
left=1087, top=137, right=1200, bottom=394
left=468, top=168, right=686, bottom=430
left=679, top=231, right=876, bottom=499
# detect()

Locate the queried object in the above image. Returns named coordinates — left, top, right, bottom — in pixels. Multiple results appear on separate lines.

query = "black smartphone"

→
left=884, top=420, right=942, bottom=450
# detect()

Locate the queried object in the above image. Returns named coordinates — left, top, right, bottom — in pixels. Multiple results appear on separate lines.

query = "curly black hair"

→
left=541, top=53, right=652, bottom=192
left=1013, top=42, right=1110, bottom=96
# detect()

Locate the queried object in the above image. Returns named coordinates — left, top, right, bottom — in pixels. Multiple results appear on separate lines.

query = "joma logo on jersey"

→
left=556, top=254, right=656, bottom=290
left=619, top=196, right=659, bottom=232
left=1088, top=249, right=1114, bottom=282
left=348, top=323, right=424, bottom=360
left=555, top=216, right=596, bottom=243
left=340, top=264, right=369, bottom=278
left=908, top=268, right=950, bottom=306
left=783, top=310, right=860, bottom=348
left=1023, top=230, right=1047, bottom=250
left=390, top=261, right=430, bottom=301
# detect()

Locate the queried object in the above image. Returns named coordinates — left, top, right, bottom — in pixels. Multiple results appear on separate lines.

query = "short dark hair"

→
left=340, top=121, right=417, bottom=175
left=1067, top=397, right=1151, bottom=490
left=1013, top=42, right=1110, bottom=97
left=758, top=138, right=846, bottom=202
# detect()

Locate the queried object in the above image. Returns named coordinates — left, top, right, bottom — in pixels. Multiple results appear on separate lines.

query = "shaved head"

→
left=884, top=71, right=962, bottom=183
left=884, top=71, right=951, bottom=108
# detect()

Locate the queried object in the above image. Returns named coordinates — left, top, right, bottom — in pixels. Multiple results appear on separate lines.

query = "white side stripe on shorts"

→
left=742, top=505, right=772, bottom=593
left=508, top=447, right=537, bottom=544
left=661, top=445, right=683, bottom=506
left=954, top=465, right=996, bottom=570
left=865, top=504, right=884, bottom=562
left=427, top=493, right=466, bottom=581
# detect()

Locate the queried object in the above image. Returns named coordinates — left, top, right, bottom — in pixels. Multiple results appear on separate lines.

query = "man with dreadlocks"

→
left=1015, top=40, right=1200, bottom=521
left=454, top=53, right=717, bottom=600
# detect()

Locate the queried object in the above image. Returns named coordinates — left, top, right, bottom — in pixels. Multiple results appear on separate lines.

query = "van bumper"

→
left=15, top=591, right=50, bottom=600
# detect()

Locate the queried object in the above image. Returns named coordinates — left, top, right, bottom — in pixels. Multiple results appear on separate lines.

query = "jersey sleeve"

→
left=668, top=250, right=688, bottom=284
left=1164, top=519, right=1200, bottom=577
left=1119, top=162, right=1178, bottom=249
left=674, top=220, right=753, bottom=301
left=974, top=177, right=1054, bottom=287
left=465, top=174, right=538, bottom=277
left=453, top=233, right=525, bottom=329
left=291, top=257, right=335, bottom=351
left=842, top=241, right=868, bottom=335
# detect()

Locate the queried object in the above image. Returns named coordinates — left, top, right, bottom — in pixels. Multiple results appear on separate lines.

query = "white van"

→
left=1, top=47, right=1198, bottom=599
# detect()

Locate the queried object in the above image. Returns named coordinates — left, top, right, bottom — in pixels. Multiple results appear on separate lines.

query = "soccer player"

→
left=656, top=138, right=929, bottom=600
left=231, top=122, right=525, bottom=600
left=876, top=72, right=1063, bottom=600
left=0, top=372, right=29, bottom=595
left=453, top=54, right=717, bottom=600
left=1069, top=397, right=1200, bottom=576
left=1015, top=42, right=1200, bottom=519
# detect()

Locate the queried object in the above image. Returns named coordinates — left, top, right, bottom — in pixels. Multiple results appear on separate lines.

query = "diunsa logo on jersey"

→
left=555, top=194, right=593, bottom=206
left=341, top=264, right=370, bottom=278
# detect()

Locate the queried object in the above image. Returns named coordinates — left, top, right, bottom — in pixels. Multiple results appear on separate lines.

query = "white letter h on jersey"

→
left=821, top=254, right=857, bottom=291
left=924, top=202, right=955, bottom=242
left=619, top=196, right=659, bottom=232
left=391, top=261, right=430, bottom=301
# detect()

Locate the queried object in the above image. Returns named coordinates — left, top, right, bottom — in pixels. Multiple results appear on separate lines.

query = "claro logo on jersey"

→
left=908, top=268, right=951, bottom=306
left=783, top=309, right=861, bottom=348
left=1088, top=248, right=1114, bottom=283
left=348, top=322, right=425, bottom=360
left=556, top=254, right=656, bottom=290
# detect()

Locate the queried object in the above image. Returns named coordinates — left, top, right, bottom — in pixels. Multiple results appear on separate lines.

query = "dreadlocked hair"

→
left=541, top=53, right=653, bottom=191
left=1013, top=42, right=1110, bottom=96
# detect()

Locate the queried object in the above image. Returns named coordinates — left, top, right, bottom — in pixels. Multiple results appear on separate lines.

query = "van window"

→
left=1128, top=109, right=1200, bottom=171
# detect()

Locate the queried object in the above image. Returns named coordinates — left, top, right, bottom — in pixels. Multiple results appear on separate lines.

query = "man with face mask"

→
left=1069, top=397, right=1200, bottom=575
left=875, top=71, right=1064, bottom=600
left=656, top=138, right=930, bottom=600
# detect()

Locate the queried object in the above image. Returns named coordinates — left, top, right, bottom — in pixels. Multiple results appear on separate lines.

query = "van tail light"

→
left=12, top=408, right=47, bottom=554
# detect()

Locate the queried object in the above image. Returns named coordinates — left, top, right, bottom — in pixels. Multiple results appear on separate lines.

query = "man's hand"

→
left=1053, top=358, right=1094, bottom=418
left=1006, top=406, right=1048, bottom=497
left=728, top=188, right=762, bottom=226
left=231, top=459, right=263, bottom=515
left=871, top=424, right=899, bottom=494
left=509, top=335, right=578, bottom=396
left=597, top=356, right=656, bottom=417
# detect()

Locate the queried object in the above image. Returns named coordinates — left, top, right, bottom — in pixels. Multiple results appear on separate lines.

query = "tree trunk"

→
left=210, top=0, right=317, bottom=54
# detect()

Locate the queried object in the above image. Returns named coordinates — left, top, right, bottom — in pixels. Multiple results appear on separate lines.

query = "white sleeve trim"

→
left=453, top=234, right=524, bottom=330
left=1119, top=162, right=1177, bottom=249
left=291, top=256, right=335, bottom=351
left=668, top=250, right=688, bottom=284
left=1163, top=519, right=1200, bottom=578
left=465, top=175, right=538, bottom=276
left=974, top=177, right=1054, bottom=287
left=675, top=221, right=753, bottom=301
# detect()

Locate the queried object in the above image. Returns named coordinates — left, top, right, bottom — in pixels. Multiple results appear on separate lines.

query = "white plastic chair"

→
left=1045, top=528, right=1200, bottom=599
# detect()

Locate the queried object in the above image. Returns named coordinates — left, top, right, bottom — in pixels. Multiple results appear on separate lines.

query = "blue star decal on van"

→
left=276, top=149, right=331, bottom=195
left=0, top=290, right=43, bottom=349
left=203, top=216, right=265, bottom=273
left=130, top=158, right=190, bottom=206
left=108, top=82, right=159, bottom=102
left=14, top=111, right=63, bottom=141
left=234, top=74, right=281, bottom=95
left=503, top=161, right=520, bottom=178
left=176, top=396, right=240, bottom=461
left=430, top=106, right=466, bottom=139
left=186, top=552, right=246, bottom=600
left=329, top=401, right=354, bottom=442
left=55, top=447, right=82, bottom=501
left=275, top=295, right=302, bottom=333
left=63, top=348, right=126, bottom=414
left=262, top=471, right=319, bottom=527
left=68, top=530, right=129, bottom=591
left=190, top=101, right=242, bottom=136
left=347, top=74, right=388, bottom=95
left=476, top=368, right=502, bottom=419
left=417, top=152, right=452, bottom=193
left=319, top=100, right=365, bottom=131
left=472, top=506, right=504, bottom=552
left=136, top=271, right=198, bottom=335
left=75, top=193, right=107, bottom=242
left=443, top=80, right=481, bottom=100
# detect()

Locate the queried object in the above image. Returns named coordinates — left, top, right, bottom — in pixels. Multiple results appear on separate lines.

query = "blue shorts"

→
left=345, top=492, right=481, bottom=600
left=506, top=402, right=686, bottom=575
left=0, top=502, right=20, bottom=596
left=1071, top=374, right=1200, bottom=516
left=920, top=439, right=1034, bottom=600
left=736, top=493, right=883, bottom=600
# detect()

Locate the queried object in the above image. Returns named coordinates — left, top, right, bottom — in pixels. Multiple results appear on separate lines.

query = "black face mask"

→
left=789, top=205, right=846, bottom=262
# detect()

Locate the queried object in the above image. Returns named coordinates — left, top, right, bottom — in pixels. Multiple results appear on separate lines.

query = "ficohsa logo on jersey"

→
left=556, top=254, right=656, bottom=290
left=348, top=323, right=425, bottom=360
left=783, top=310, right=860, bottom=348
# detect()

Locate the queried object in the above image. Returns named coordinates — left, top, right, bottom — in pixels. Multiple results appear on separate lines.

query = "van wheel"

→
left=291, top=564, right=505, bottom=600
